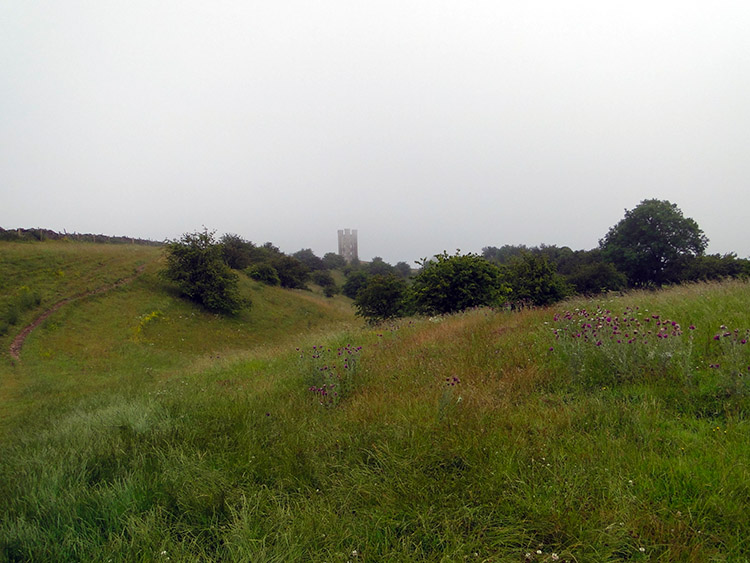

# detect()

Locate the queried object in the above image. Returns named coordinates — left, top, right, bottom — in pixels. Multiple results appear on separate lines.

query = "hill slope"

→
left=1, top=242, right=749, bottom=561
left=0, top=240, right=357, bottom=431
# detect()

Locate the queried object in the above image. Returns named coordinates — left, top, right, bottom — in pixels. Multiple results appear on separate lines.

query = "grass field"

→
left=1, top=241, right=749, bottom=562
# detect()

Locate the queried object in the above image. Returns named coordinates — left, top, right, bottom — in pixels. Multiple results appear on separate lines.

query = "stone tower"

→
left=337, top=229, right=358, bottom=263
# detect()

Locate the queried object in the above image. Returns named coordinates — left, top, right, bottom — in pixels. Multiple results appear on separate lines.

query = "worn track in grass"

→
left=9, top=264, right=147, bottom=362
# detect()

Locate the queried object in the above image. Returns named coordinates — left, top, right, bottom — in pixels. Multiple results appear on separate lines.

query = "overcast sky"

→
left=2, top=1, right=748, bottom=264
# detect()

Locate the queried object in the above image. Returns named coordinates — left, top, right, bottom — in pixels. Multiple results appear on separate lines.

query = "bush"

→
left=342, top=271, right=370, bottom=299
left=411, top=251, right=510, bottom=315
left=353, top=274, right=407, bottom=322
left=504, top=252, right=572, bottom=307
left=272, top=255, right=311, bottom=289
left=322, top=252, right=346, bottom=270
left=246, top=263, right=281, bottom=286
left=220, top=233, right=256, bottom=270
left=312, top=270, right=337, bottom=297
left=162, top=229, right=246, bottom=314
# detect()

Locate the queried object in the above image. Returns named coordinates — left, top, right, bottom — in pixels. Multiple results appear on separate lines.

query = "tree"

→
left=411, top=251, right=510, bottom=315
left=293, top=248, right=325, bottom=271
left=342, top=271, right=370, bottom=299
left=482, top=244, right=528, bottom=264
left=354, top=274, right=407, bottom=323
left=220, top=233, right=256, bottom=270
left=680, top=253, right=750, bottom=282
left=504, top=253, right=571, bottom=306
left=565, top=260, right=627, bottom=295
left=600, top=199, right=708, bottom=286
left=312, top=270, right=338, bottom=297
left=322, top=252, right=346, bottom=270
left=246, top=263, right=281, bottom=286
left=556, top=249, right=627, bottom=295
left=272, top=255, right=311, bottom=289
left=394, top=261, right=412, bottom=279
left=367, top=257, right=394, bottom=276
left=162, top=229, right=246, bottom=314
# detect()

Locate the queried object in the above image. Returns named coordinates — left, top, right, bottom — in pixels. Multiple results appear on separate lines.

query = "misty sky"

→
left=2, top=1, right=748, bottom=264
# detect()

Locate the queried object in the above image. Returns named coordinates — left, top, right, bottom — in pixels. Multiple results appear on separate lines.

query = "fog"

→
left=2, top=1, right=748, bottom=264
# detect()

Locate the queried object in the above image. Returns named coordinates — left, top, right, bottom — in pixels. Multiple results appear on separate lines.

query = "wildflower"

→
left=551, top=554, right=560, bottom=561
left=639, top=547, right=646, bottom=553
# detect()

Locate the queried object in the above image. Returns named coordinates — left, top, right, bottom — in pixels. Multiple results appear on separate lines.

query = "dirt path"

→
left=9, top=264, right=147, bottom=362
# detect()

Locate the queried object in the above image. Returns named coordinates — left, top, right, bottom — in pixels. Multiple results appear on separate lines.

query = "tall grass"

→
left=1, top=271, right=749, bottom=561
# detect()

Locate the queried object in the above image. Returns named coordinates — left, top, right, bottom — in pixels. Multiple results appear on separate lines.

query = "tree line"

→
left=161, top=200, right=750, bottom=319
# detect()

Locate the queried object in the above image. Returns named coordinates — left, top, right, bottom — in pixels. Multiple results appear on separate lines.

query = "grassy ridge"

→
left=0, top=241, right=356, bottom=434
left=1, top=242, right=749, bottom=561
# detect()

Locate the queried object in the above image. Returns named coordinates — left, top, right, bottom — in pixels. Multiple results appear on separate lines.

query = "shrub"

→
left=342, top=271, right=369, bottom=299
left=411, top=251, right=510, bottom=315
left=292, top=249, right=325, bottom=271
left=272, top=255, right=310, bottom=289
left=353, top=274, right=407, bottom=322
left=220, top=233, right=256, bottom=270
left=312, top=270, right=338, bottom=297
left=246, top=263, right=281, bottom=286
left=504, top=252, right=572, bottom=306
left=162, top=229, right=246, bottom=314
left=322, top=252, right=346, bottom=270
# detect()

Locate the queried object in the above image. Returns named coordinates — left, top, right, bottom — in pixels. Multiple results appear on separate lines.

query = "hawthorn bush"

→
left=162, top=229, right=246, bottom=314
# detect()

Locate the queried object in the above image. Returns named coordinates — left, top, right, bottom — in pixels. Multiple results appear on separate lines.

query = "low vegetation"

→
left=1, top=239, right=749, bottom=561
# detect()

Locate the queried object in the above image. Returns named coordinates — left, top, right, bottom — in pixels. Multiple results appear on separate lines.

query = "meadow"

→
left=1, top=241, right=749, bottom=562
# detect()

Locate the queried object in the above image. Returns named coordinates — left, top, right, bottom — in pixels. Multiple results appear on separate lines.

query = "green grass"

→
left=1, top=242, right=749, bottom=561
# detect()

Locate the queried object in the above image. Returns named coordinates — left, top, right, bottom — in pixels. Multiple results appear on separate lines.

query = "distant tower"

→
left=337, top=229, right=358, bottom=263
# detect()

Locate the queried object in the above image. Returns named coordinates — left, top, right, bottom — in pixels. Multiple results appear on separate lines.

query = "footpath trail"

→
left=9, top=264, right=147, bottom=362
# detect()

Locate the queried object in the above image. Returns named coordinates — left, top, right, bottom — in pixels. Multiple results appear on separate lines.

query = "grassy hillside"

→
left=1, top=242, right=749, bottom=561
left=0, top=240, right=356, bottom=432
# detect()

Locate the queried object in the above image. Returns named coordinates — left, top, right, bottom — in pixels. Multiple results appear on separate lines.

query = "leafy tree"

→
left=394, top=261, right=412, bottom=279
left=322, top=252, right=346, bottom=270
left=681, top=253, right=750, bottom=282
left=565, top=261, right=627, bottom=295
left=556, top=249, right=627, bottom=294
left=272, top=255, right=311, bottom=289
left=600, top=199, right=708, bottom=286
left=220, top=233, right=256, bottom=270
left=368, top=256, right=394, bottom=276
left=504, top=253, right=571, bottom=306
left=483, top=244, right=528, bottom=264
left=411, top=251, right=510, bottom=315
left=162, top=229, right=246, bottom=314
left=342, top=271, right=370, bottom=299
left=246, top=263, right=281, bottom=286
left=293, top=248, right=325, bottom=271
left=312, top=270, right=338, bottom=297
left=354, top=274, right=407, bottom=323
